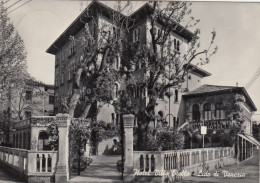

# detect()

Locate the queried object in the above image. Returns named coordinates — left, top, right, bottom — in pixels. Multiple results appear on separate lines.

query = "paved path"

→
left=180, top=149, right=260, bottom=183
left=0, top=166, right=24, bottom=183
left=69, top=155, right=122, bottom=183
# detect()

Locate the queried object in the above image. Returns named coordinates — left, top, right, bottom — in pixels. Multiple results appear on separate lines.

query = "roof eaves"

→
left=183, top=85, right=257, bottom=112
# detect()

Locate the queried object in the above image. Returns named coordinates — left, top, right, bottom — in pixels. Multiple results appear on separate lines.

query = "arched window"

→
left=38, top=131, right=49, bottom=150
left=203, top=103, right=212, bottom=120
left=192, top=104, right=200, bottom=121
left=215, top=102, right=224, bottom=119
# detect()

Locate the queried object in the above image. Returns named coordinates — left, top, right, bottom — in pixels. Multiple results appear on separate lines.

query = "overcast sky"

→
left=4, top=0, right=260, bottom=121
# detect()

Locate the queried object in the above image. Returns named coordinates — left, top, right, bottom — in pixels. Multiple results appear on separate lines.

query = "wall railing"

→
left=0, top=146, right=57, bottom=177
left=133, top=146, right=234, bottom=173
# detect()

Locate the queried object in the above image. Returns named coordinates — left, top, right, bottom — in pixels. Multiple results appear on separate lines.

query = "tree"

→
left=114, top=2, right=217, bottom=150
left=58, top=1, right=217, bottom=151
left=59, top=2, right=133, bottom=120
left=0, top=2, right=28, bottom=143
left=0, top=2, right=27, bottom=102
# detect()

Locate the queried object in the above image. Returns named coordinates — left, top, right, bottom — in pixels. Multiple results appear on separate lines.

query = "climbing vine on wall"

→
left=46, top=123, right=59, bottom=150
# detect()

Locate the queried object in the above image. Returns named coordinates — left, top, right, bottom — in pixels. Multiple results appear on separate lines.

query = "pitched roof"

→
left=46, top=1, right=127, bottom=55
left=46, top=1, right=194, bottom=55
left=183, top=84, right=257, bottom=112
left=185, top=84, right=235, bottom=95
left=183, top=63, right=211, bottom=77
left=129, top=3, right=194, bottom=42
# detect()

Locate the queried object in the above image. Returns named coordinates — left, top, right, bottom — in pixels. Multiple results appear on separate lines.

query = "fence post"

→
left=55, top=113, right=71, bottom=183
left=123, top=114, right=134, bottom=183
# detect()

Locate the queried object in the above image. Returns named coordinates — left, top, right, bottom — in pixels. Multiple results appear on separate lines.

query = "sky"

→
left=3, top=0, right=260, bottom=121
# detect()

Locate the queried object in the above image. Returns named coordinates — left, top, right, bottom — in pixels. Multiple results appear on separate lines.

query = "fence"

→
left=0, top=146, right=57, bottom=179
left=133, top=147, right=234, bottom=173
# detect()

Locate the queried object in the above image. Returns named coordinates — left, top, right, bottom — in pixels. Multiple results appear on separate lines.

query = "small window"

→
left=174, top=39, right=177, bottom=50
left=133, top=27, right=140, bottom=43
left=25, top=91, right=32, bottom=100
left=215, top=102, right=224, bottom=119
left=177, top=40, right=180, bottom=52
left=114, top=84, right=119, bottom=98
left=25, top=111, right=31, bottom=119
left=174, top=89, right=178, bottom=102
left=114, top=56, right=120, bottom=70
left=49, top=96, right=54, bottom=104
left=38, top=131, right=50, bottom=150
left=203, top=103, right=211, bottom=120
left=61, top=72, right=64, bottom=84
left=159, top=92, right=164, bottom=100
left=192, top=104, right=200, bottom=121
left=113, top=27, right=120, bottom=39
left=203, top=103, right=211, bottom=111
left=111, top=113, right=115, bottom=124
left=116, top=113, right=119, bottom=125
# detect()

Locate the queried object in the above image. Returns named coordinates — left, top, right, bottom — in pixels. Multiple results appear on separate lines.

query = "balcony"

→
left=189, top=119, right=232, bottom=130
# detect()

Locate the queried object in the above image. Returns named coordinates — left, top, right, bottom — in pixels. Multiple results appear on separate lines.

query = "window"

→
left=192, top=104, right=200, bottom=121
left=177, top=40, right=180, bottom=52
left=61, top=49, right=65, bottom=61
left=61, top=72, right=64, bottom=84
left=68, top=64, right=74, bottom=80
left=159, top=92, right=164, bottom=100
left=174, top=89, right=179, bottom=102
left=69, top=36, right=76, bottom=56
left=49, top=96, right=54, bottom=104
left=215, top=102, right=224, bottom=119
left=113, top=27, right=117, bottom=38
left=133, top=27, right=140, bottom=43
left=25, top=111, right=31, bottom=119
left=38, top=131, right=50, bottom=150
left=114, top=84, right=119, bottom=98
left=203, top=103, right=212, bottom=120
left=55, top=76, right=59, bottom=87
left=114, top=56, right=120, bottom=70
left=116, top=113, right=119, bottom=125
left=173, top=39, right=180, bottom=52
left=111, top=113, right=115, bottom=124
left=25, top=90, right=32, bottom=100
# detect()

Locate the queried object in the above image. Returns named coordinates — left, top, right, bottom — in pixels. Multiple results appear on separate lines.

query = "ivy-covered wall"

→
left=184, top=92, right=253, bottom=135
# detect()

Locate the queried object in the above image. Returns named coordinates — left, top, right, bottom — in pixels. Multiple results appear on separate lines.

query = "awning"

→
left=244, top=134, right=260, bottom=147
left=238, top=134, right=260, bottom=147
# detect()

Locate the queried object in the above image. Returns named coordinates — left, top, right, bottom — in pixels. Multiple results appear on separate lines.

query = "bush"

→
left=146, top=129, right=184, bottom=151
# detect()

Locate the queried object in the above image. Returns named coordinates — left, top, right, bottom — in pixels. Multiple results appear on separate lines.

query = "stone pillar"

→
left=237, top=136, right=240, bottom=164
left=123, top=114, right=134, bottom=182
left=55, top=113, right=71, bottom=183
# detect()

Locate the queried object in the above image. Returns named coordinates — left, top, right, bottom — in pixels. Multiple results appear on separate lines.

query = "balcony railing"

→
left=189, top=119, right=232, bottom=129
